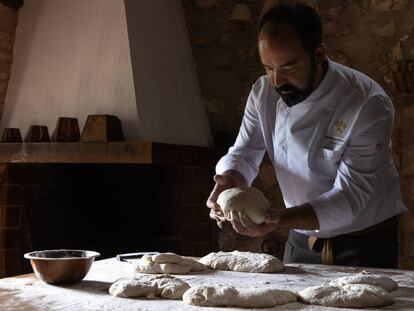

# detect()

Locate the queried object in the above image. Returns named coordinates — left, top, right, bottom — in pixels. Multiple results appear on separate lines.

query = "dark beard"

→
left=275, top=57, right=317, bottom=107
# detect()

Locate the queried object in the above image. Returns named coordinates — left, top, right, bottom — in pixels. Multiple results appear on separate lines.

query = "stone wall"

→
left=182, top=0, right=414, bottom=268
left=0, top=2, right=18, bottom=116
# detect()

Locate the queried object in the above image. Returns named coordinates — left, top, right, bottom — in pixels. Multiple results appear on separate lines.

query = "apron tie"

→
left=307, top=216, right=398, bottom=266
left=308, top=236, right=333, bottom=265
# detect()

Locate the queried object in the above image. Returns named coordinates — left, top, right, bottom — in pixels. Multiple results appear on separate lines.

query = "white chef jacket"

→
left=216, top=59, right=406, bottom=238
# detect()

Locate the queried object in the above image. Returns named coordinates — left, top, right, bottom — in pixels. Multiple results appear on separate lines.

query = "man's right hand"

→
left=206, top=170, right=247, bottom=222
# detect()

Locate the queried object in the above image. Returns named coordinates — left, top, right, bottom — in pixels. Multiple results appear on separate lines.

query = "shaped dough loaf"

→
left=134, top=252, right=207, bottom=274
left=183, top=285, right=297, bottom=308
left=135, top=258, right=160, bottom=274
left=152, top=253, right=182, bottom=264
left=181, top=256, right=208, bottom=272
left=109, top=274, right=190, bottom=300
left=159, top=263, right=191, bottom=274
left=217, top=186, right=269, bottom=225
left=199, top=250, right=284, bottom=273
left=299, top=284, right=394, bottom=308
left=135, top=260, right=190, bottom=274
left=329, top=272, right=398, bottom=292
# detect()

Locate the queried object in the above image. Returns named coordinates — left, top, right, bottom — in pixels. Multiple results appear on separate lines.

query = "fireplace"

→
left=0, top=142, right=221, bottom=277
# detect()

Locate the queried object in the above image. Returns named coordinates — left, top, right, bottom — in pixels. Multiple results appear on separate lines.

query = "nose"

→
left=271, top=69, right=286, bottom=88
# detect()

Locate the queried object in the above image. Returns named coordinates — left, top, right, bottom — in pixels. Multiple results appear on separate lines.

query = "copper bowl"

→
left=24, top=249, right=100, bottom=284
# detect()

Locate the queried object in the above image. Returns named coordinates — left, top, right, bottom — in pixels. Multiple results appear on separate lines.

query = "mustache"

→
left=274, top=84, right=309, bottom=107
left=275, top=84, right=300, bottom=94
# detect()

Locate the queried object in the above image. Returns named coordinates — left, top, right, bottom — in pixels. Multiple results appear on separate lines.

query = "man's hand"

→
left=229, top=209, right=281, bottom=238
left=230, top=204, right=320, bottom=236
left=206, top=170, right=247, bottom=223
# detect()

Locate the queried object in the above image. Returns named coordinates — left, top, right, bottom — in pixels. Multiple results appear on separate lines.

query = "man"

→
left=206, top=3, right=406, bottom=268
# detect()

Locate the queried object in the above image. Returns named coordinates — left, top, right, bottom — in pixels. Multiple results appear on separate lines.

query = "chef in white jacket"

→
left=207, top=3, right=406, bottom=268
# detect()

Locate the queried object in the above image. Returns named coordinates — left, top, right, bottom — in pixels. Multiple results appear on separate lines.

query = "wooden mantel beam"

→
left=0, top=141, right=222, bottom=166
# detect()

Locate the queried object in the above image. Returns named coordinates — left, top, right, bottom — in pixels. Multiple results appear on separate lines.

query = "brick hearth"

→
left=0, top=147, right=219, bottom=277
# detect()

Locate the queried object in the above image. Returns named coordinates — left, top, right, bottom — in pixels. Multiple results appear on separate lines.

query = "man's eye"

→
left=283, top=67, right=294, bottom=72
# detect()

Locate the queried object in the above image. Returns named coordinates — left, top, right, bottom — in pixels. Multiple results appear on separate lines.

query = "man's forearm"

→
left=222, top=170, right=248, bottom=186
left=278, top=204, right=320, bottom=230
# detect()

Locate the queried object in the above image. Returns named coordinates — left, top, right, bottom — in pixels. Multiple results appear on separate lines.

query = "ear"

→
left=314, top=44, right=327, bottom=65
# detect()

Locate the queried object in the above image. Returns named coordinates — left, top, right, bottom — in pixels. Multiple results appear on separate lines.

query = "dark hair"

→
left=258, top=3, right=322, bottom=54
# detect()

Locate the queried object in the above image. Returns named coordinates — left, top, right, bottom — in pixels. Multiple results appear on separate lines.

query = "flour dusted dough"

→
left=149, top=275, right=190, bottom=299
left=135, top=258, right=160, bottom=274
left=152, top=253, right=182, bottom=264
left=141, top=254, right=153, bottom=261
left=134, top=252, right=207, bottom=274
left=135, top=260, right=190, bottom=274
left=199, top=251, right=284, bottom=273
left=181, top=256, right=208, bottom=272
left=183, top=285, right=297, bottom=308
left=299, top=284, right=394, bottom=308
left=329, top=272, right=398, bottom=292
left=217, top=186, right=269, bottom=224
left=109, top=274, right=190, bottom=300
left=109, top=279, right=156, bottom=298
left=159, top=263, right=190, bottom=274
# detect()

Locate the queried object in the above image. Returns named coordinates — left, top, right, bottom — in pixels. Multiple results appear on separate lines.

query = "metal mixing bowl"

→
left=24, top=249, right=100, bottom=284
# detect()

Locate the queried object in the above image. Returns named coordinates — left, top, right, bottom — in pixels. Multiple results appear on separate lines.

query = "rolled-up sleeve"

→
left=309, top=95, right=394, bottom=231
left=216, top=91, right=266, bottom=186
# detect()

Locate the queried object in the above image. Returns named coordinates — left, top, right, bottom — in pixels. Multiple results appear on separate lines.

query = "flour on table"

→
left=299, top=284, right=394, bottom=308
left=329, top=272, right=398, bottom=291
left=183, top=285, right=296, bottom=308
left=216, top=186, right=269, bottom=225
left=109, top=274, right=190, bottom=300
left=134, top=252, right=207, bottom=274
left=199, top=251, right=283, bottom=273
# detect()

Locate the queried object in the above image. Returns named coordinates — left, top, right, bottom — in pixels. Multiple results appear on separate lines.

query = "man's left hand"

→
left=229, top=210, right=280, bottom=237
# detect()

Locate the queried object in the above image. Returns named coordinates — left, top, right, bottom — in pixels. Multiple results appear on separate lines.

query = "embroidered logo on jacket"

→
left=335, top=120, right=347, bottom=138
left=324, top=120, right=347, bottom=149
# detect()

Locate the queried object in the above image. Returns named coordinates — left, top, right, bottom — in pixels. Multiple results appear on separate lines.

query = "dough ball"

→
left=152, top=275, right=190, bottom=299
left=109, top=278, right=156, bottom=298
left=217, top=186, right=269, bottom=224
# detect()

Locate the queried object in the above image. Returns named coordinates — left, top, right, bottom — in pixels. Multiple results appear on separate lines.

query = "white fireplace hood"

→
left=1, top=0, right=212, bottom=147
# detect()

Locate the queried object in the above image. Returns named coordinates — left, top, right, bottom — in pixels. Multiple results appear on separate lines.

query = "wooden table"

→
left=1, top=258, right=414, bottom=310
